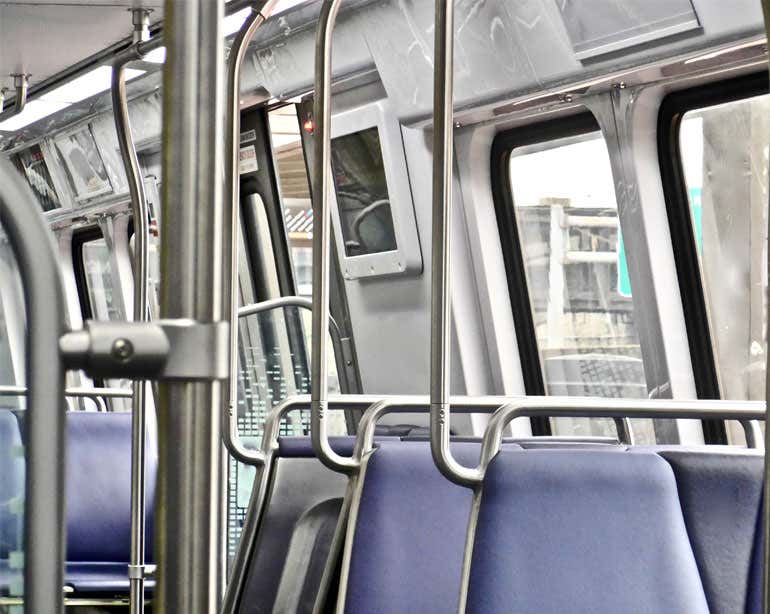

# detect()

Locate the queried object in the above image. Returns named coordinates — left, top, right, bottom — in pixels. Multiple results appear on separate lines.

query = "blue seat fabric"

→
left=466, top=449, right=710, bottom=614
left=65, top=411, right=157, bottom=595
left=344, top=441, right=482, bottom=614
left=659, top=450, right=763, bottom=614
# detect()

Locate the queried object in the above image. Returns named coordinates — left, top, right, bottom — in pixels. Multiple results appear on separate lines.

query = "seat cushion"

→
left=467, top=449, right=709, bottom=614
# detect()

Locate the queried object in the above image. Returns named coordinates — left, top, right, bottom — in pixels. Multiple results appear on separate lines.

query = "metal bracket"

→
left=60, top=319, right=229, bottom=382
left=127, top=563, right=156, bottom=580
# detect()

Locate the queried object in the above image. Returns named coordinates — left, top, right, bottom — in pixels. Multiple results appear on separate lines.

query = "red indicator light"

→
left=303, top=118, right=314, bottom=134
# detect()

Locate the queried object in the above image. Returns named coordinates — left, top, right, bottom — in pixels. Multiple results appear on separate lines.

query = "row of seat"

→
left=235, top=431, right=764, bottom=613
left=0, top=409, right=156, bottom=599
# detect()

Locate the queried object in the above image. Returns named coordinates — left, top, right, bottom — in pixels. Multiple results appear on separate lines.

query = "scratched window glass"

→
left=228, top=305, right=345, bottom=559
left=509, top=129, right=662, bottom=444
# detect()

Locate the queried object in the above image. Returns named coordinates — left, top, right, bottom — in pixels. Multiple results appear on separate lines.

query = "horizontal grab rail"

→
left=0, top=385, right=133, bottom=399
left=431, top=397, right=766, bottom=487
left=224, top=298, right=348, bottom=466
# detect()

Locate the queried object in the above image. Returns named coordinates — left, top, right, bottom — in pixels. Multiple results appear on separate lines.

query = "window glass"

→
left=268, top=105, right=313, bottom=297
left=509, top=128, right=656, bottom=443
left=679, top=92, right=769, bottom=442
left=12, top=145, right=61, bottom=211
left=81, top=237, right=121, bottom=321
left=331, top=127, right=397, bottom=257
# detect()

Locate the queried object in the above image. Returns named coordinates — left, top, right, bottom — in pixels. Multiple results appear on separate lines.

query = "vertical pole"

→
left=157, top=1, right=225, bottom=612
left=0, top=159, right=66, bottom=613
left=429, top=0, right=455, bottom=469
left=310, top=0, right=357, bottom=473
left=112, top=49, right=150, bottom=614
left=761, top=2, right=770, bottom=612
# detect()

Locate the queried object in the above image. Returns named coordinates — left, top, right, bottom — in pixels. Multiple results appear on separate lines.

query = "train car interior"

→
left=0, top=0, right=769, bottom=612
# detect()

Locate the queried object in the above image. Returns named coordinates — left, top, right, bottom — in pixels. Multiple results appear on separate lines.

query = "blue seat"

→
left=467, top=449, right=713, bottom=613
left=342, top=440, right=485, bottom=614
left=658, top=449, right=763, bottom=614
left=65, top=411, right=157, bottom=596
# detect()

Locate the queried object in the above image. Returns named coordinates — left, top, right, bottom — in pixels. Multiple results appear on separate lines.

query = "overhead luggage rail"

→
left=0, top=158, right=67, bottom=613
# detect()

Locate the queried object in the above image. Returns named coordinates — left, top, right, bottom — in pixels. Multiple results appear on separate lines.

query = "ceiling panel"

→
left=0, top=2, right=163, bottom=92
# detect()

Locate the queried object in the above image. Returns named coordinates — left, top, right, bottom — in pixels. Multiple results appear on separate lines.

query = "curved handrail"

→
left=0, top=158, right=67, bottom=612
left=112, top=47, right=153, bottom=614
left=311, top=0, right=359, bottom=474
left=224, top=296, right=346, bottom=465
left=222, top=0, right=280, bottom=472
left=433, top=397, right=765, bottom=487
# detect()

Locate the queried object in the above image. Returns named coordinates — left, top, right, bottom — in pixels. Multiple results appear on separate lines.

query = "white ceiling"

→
left=0, top=1, right=164, bottom=93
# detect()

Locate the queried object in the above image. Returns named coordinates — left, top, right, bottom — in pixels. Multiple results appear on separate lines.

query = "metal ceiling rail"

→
left=0, top=158, right=67, bottom=612
left=0, top=0, right=254, bottom=122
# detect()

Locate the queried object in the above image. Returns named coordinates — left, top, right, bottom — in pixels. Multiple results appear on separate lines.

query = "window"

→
left=268, top=105, right=313, bottom=297
left=497, top=116, right=657, bottom=444
left=671, top=78, right=769, bottom=442
left=80, top=236, right=122, bottom=321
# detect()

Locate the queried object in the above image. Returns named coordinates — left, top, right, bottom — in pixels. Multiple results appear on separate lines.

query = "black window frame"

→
left=491, top=112, right=602, bottom=436
left=657, top=71, right=769, bottom=443
left=72, top=226, right=107, bottom=321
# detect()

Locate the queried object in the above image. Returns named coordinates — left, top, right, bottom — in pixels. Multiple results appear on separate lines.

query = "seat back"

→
left=341, top=440, right=482, bottom=614
left=467, top=449, right=710, bottom=613
left=658, top=449, right=764, bottom=614
left=237, top=437, right=353, bottom=614
left=65, top=411, right=157, bottom=594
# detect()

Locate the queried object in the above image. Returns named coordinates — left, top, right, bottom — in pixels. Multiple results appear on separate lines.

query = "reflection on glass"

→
left=12, top=145, right=61, bottom=211
left=228, top=305, right=344, bottom=558
left=510, top=130, right=658, bottom=444
left=331, top=127, right=397, bottom=257
left=680, top=94, right=769, bottom=444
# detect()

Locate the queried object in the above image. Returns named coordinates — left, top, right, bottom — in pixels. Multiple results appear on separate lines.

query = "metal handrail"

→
left=0, top=385, right=132, bottom=399
left=761, top=2, right=770, bottom=611
left=311, top=0, right=359, bottom=474
left=222, top=0, right=279, bottom=474
left=225, top=296, right=345, bottom=465
left=111, top=13, right=156, bottom=612
left=0, top=158, right=67, bottom=612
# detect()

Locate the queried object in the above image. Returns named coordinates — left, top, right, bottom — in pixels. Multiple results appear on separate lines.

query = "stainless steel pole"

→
left=429, top=0, right=478, bottom=486
left=0, top=159, right=67, bottom=613
left=112, top=36, right=151, bottom=614
left=157, top=0, right=225, bottom=611
left=311, top=0, right=358, bottom=474
left=222, top=0, right=278, bottom=471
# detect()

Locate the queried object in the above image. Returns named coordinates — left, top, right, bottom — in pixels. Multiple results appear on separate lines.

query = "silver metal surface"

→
left=220, top=0, right=282, bottom=471
left=473, top=398, right=766, bottom=488
left=429, top=0, right=480, bottom=487
left=156, top=0, right=226, bottom=611
left=10, top=73, right=29, bottom=117
left=0, top=158, right=67, bottom=612
left=311, top=0, right=358, bottom=474
left=112, top=18, right=153, bottom=613
left=224, top=296, right=344, bottom=465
